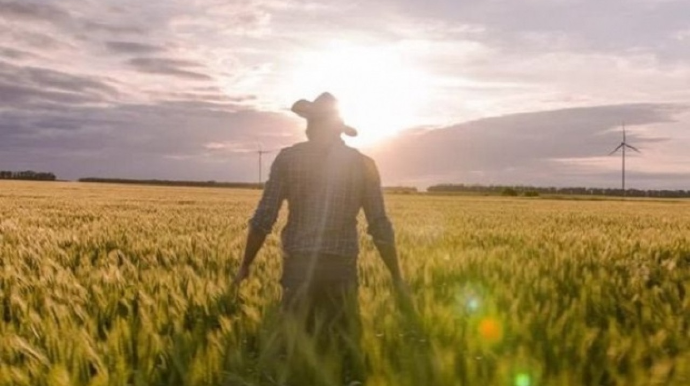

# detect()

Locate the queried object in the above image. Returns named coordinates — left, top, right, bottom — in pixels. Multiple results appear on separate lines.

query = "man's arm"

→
left=361, top=156, right=404, bottom=285
left=233, top=152, right=286, bottom=286
left=375, top=241, right=403, bottom=284
left=233, top=228, right=267, bottom=285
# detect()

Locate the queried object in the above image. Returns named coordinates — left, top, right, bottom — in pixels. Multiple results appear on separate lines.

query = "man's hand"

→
left=233, top=228, right=268, bottom=289
left=232, top=264, right=250, bottom=288
left=393, top=278, right=413, bottom=311
left=393, top=277, right=410, bottom=296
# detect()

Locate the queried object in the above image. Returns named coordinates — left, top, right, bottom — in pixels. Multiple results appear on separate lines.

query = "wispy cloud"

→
left=105, top=41, right=165, bottom=55
left=0, top=1, right=71, bottom=24
left=127, top=57, right=212, bottom=81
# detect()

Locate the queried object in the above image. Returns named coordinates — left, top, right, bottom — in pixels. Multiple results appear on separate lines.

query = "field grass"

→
left=0, top=181, right=688, bottom=386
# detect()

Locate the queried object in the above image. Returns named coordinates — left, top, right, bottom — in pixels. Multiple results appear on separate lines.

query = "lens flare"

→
left=515, top=373, right=531, bottom=386
left=467, top=297, right=480, bottom=312
left=453, top=285, right=485, bottom=315
left=478, top=317, right=503, bottom=344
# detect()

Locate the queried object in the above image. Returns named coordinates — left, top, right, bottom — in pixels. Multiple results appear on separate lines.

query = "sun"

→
left=284, top=42, right=431, bottom=146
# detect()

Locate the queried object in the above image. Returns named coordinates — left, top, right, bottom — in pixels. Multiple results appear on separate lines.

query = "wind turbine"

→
left=255, top=142, right=277, bottom=186
left=608, top=123, right=640, bottom=196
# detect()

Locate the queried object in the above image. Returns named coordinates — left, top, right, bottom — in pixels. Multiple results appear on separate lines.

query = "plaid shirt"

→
left=249, top=139, right=395, bottom=257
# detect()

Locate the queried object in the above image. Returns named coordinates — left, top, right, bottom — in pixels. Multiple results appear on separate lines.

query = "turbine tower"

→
left=608, top=123, right=640, bottom=196
left=255, top=142, right=276, bottom=186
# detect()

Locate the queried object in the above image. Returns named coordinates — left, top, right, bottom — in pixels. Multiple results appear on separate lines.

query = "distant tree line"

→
left=428, top=183, right=690, bottom=198
left=79, top=178, right=425, bottom=193
left=79, top=177, right=263, bottom=189
left=383, top=186, right=418, bottom=194
left=0, top=170, right=57, bottom=181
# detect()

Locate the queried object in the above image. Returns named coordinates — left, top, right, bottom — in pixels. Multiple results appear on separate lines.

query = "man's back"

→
left=250, top=139, right=394, bottom=258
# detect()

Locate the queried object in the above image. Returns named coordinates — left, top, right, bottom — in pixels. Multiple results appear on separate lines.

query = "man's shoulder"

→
left=349, top=148, right=375, bottom=168
left=273, top=142, right=305, bottom=162
left=360, top=153, right=378, bottom=176
left=357, top=151, right=375, bottom=164
left=278, top=141, right=310, bottom=155
left=340, top=146, right=378, bottom=176
left=279, top=141, right=368, bottom=158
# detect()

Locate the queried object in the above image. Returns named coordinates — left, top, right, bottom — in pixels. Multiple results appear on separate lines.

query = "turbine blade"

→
left=608, top=143, right=624, bottom=155
left=622, top=123, right=626, bottom=142
left=625, top=144, right=641, bottom=153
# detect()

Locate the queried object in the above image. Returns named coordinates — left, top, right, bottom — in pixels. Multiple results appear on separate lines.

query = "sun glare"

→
left=285, top=43, right=431, bottom=146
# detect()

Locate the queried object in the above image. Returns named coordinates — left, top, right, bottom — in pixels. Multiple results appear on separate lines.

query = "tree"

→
left=501, top=187, right=518, bottom=197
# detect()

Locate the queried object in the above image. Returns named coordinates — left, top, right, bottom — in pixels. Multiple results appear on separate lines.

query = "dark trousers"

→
left=278, top=252, right=364, bottom=383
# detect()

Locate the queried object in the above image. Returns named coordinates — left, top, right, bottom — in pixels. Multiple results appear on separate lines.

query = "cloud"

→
left=127, top=57, right=212, bottom=81
left=0, top=61, right=118, bottom=107
left=0, top=28, right=65, bottom=51
left=155, top=100, right=247, bottom=113
left=82, top=21, right=145, bottom=35
left=0, top=91, right=302, bottom=181
left=154, top=91, right=256, bottom=103
left=674, top=29, right=690, bottom=41
left=0, top=0, right=142, bottom=37
left=0, top=46, right=36, bottom=60
left=0, top=83, right=99, bottom=107
left=0, top=0, right=281, bottom=182
left=105, top=41, right=164, bottom=54
left=368, top=103, right=687, bottom=188
left=0, top=1, right=71, bottom=24
left=203, top=141, right=255, bottom=152
left=169, top=1, right=273, bottom=37
left=388, top=0, right=690, bottom=57
left=22, top=67, right=119, bottom=96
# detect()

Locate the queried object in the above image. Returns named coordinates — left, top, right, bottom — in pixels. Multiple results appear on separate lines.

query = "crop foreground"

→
left=0, top=181, right=688, bottom=386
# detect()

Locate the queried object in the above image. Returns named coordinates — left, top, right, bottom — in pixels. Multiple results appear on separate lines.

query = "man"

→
left=233, top=92, right=405, bottom=336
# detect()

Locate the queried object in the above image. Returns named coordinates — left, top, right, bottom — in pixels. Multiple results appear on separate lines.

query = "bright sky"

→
left=1, top=0, right=689, bottom=188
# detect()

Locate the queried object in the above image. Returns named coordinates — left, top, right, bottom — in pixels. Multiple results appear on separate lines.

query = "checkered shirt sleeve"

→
left=249, top=151, right=286, bottom=234
left=362, top=156, right=395, bottom=246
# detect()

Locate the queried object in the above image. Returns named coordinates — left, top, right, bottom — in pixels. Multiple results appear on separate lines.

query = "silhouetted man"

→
left=232, top=92, right=405, bottom=380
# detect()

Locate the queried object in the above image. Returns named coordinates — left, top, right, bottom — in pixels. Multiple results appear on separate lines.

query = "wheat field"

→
left=0, top=181, right=688, bottom=386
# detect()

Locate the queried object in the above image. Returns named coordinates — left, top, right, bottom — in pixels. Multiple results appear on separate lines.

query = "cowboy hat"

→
left=291, top=92, right=358, bottom=137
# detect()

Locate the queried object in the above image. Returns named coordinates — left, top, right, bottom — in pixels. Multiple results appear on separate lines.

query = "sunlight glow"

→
left=285, top=42, right=432, bottom=146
